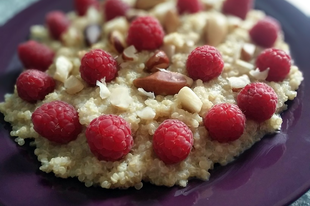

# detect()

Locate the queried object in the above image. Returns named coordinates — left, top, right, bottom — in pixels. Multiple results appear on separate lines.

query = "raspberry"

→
left=204, top=103, right=246, bottom=143
left=222, top=0, right=253, bottom=19
left=186, top=45, right=224, bottom=82
left=237, top=82, right=278, bottom=123
left=16, top=69, right=55, bottom=103
left=32, top=101, right=82, bottom=144
left=18, top=40, right=55, bottom=71
left=46, top=11, right=70, bottom=40
left=256, top=48, right=291, bottom=82
left=176, top=0, right=202, bottom=14
left=80, top=49, right=118, bottom=86
left=153, top=119, right=193, bottom=164
left=126, top=16, right=165, bottom=51
left=249, top=16, right=280, bottom=48
left=74, top=0, right=99, bottom=16
left=103, top=0, right=130, bottom=21
left=85, top=115, right=133, bottom=161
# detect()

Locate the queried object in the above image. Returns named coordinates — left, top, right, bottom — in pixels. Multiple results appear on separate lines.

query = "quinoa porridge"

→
left=0, top=0, right=304, bottom=190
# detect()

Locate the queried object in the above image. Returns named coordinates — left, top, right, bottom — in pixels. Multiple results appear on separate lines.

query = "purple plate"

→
left=1, top=0, right=310, bottom=205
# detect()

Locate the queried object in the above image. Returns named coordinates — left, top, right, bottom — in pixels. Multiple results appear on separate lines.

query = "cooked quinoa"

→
left=0, top=0, right=303, bottom=189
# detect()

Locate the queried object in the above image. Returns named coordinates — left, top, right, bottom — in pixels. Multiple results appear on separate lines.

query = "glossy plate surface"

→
left=0, top=0, right=310, bottom=205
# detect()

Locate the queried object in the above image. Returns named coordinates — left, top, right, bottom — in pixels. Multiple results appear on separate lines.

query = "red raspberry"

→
left=249, top=16, right=280, bottom=48
left=153, top=119, right=193, bottom=164
left=18, top=40, right=55, bottom=71
left=237, top=82, right=278, bottom=123
left=80, top=49, right=118, bottom=86
left=85, top=115, right=133, bottom=161
left=16, top=69, right=55, bottom=103
left=222, top=0, right=253, bottom=19
left=204, top=103, right=246, bottom=143
left=256, top=48, right=291, bottom=82
left=46, top=11, right=70, bottom=40
left=74, top=0, right=99, bottom=16
left=126, top=16, right=165, bottom=51
left=32, top=101, right=82, bottom=144
left=103, top=0, right=130, bottom=21
left=186, top=45, right=224, bottom=82
left=176, top=0, right=202, bottom=14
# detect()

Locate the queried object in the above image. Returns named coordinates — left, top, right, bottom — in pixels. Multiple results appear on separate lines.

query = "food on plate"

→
left=0, top=0, right=304, bottom=189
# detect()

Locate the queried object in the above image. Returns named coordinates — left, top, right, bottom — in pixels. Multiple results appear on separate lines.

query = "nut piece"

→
left=204, top=13, right=228, bottom=46
left=96, top=80, right=110, bottom=99
left=227, top=75, right=251, bottom=91
left=122, top=45, right=138, bottom=61
left=109, top=86, right=133, bottom=109
left=125, top=9, right=147, bottom=22
left=177, top=87, right=203, bottom=113
left=54, top=56, right=73, bottom=83
left=84, top=24, right=101, bottom=46
left=163, top=10, right=180, bottom=34
left=135, top=0, right=166, bottom=10
left=133, top=70, right=191, bottom=96
left=65, top=75, right=84, bottom=94
left=145, top=50, right=170, bottom=73
left=109, top=30, right=126, bottom=53
left=240, top=43, right=256, bottom=62
left=161, top=44, right=175, bottom=60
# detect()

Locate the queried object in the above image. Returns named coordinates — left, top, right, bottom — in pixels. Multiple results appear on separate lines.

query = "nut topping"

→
left=145, top=50, right=170, bottom=73
left=204, top=13, right=228, bottom=46
left=177, top=86, right=203, bottom=113
left=84, top=24, right=101, bottom=46
left=163, top=10, right=180, bottom=34
left=240, top=43, right=256, bottom=62
left=135, top=0, right=166, bottom=10
left=133, top=70, right=190, bottom=95
left=122, top=45, right=138, bottom=61
left=109, top=30, right=126, bottom=53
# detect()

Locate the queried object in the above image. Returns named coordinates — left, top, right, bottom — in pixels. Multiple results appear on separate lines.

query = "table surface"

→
left=0, top=0, right=309, bottom=205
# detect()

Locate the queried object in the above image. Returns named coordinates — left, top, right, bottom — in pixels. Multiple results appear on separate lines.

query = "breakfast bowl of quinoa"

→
left=0, top=0, right=309, bottom=205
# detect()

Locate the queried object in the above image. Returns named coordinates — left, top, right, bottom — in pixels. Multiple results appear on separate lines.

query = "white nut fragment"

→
left=137, top=88, right=155, bottom=99
left=250, top=68, right=269, bottom=80
left=177, top=87, right=202, bottom=113
left=103, top=17, right=129, bottom=36
left=227, top=75, right=251, bottom=89
left=235, top=59, right=255, bottom=74
left=122, top=45, right=138, bottom=61
left=96, top=80, right=111, bottom=99
left=54, top=56, right=73, bottom=83
left=109, top=86, right=133, bottom=109
left=240, top=43, right=256, bottom=61
left=137, top=107, right=156, bottom=120
left=64, top=76, right=84, bottom=94
left=205, top=13, right=228, bottom=46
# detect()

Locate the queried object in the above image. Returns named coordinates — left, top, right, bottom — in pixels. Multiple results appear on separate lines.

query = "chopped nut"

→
left=227, top=75, right=251, bottom=90
left=145, top=50, right=170, bottom=73
left=96, top=80, right=110, bottom=99
left=177, top=87, right=203, bottom=113
left=250, top=68, right=269, bottom=80
left=65, top=75, right=84, bottom=94
left=84, top=24, right=101, bottom=46
left=135, top=0, right=166, bottom=10
left=163, top=10, right=180, bottom=34
left=54, top=56, right=73, bottom=83
left=125, top=9, right=147, bottom=22
left=109, top=86, right=133, bottom=109
left=137, top=88, right=155, bottom=99
left=122, top=45, right=138, bottom=61
left=137, top=107, right=156, bottom=120
left=204, top=13, right=228, bottom=46
left=240, top=43, right=256, bottom=62
left=109, top=30, right=126, bottom=53
left=161, top=44, right=175, bottom=60
left=235, top=59, right=255, bottom=73
left=133, top=70, right=191, bottom=95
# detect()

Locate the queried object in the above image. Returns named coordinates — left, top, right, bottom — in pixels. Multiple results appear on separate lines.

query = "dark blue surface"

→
left=0, top=0, right=310, bottom=206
